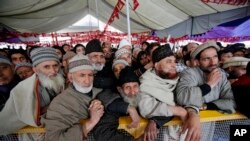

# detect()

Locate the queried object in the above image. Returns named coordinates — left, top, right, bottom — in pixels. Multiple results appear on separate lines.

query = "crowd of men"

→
left=0, top=39, right=250, bottom=141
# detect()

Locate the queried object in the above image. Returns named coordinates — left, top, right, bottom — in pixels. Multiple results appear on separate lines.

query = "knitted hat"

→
left=30, top=47, right=59, bottom=66
left=85, top=39, right=103, bottom=54
left=118, top=66, right=139, bottom=86
left=115, top=48, right=131, bottom=59
left=15, top=62, right=32, bottom=71
left=223, top=57, right=250, bottom=69
left=118, top=39, right=132, bottom=50
left=152, top=44, right=173, bottom=64
left=191, top=40, right=220, bottom=59
left=112, top=59, right=129, bottom=70
left=63, top=51, right=76, bottom=61
left=0, top=55, right=12, bottom=65
left=68, top=54, right=93, bottom=73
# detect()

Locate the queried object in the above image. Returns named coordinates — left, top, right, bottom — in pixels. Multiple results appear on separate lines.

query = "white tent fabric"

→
left=0, top=0, right=249, bottom=37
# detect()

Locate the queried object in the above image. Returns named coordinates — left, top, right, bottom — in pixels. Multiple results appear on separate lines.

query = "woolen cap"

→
left=30, top=47, right=59, bottom=66
left=68, top=54, right=93, bottom=73
left=118, top=66, right=139, bottom=86
left=85, top=39, right=103, bottom=55
left=112, top=59, right=129, bottom=70
left=15, top=62, right=32, bottom=71
left=0, top=55, right=12, bottom=65
left=118, top=39, right=132, bottom=50
left=115, top=48, right=131, bottom=59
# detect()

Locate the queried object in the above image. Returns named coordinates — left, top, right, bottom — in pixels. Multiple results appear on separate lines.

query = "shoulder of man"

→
left=96, top=89, right=120, bottom=108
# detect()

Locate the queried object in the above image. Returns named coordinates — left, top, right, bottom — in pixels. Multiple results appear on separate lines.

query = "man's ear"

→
left=116, top=86, right=123, bottom=94
left=32, top=67, right=37, bottom=73
left=67, top=73, right=73, bottom=82
left=154, top=62, right=158, bottom=69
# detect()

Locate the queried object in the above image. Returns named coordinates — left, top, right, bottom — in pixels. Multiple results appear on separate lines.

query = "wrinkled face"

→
left=119, top=53, right=132, bottom=66
left=0, top=63, right=14, bottom=85
left=55, top=49, right=63, bottom=59
left=11, top=53, right=27, bottom=65
left=16, top=66, right=34, bottom=80
left=198, top=48, right=219, bottom=73
left=220, top=52, right=233, bottom=64
left=69, top=69, right=94, bottom=87
left=154, top=56, right=177, bottom=79
left=33, top=60, right=60, bottom=77
left=88, top=52, right=106, bottom=65
left=113, top=63, right=126, bottom=79
left=76, top=47, right=85, bottom=55
left=103, top=47, right=112, bottom=59
left=121, top=82, right=139, bottom=98
left=139, top=54, right=150, bottom=66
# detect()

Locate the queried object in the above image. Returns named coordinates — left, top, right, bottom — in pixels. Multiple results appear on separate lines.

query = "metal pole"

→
left=125, top=0, right=131, bottom=44
left=95, top=0, right=99, bottom=30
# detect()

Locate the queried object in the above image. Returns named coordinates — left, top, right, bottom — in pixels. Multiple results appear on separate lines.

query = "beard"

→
left=119, top=91, right=138, bottom=107
left=73, top=80, right=93, bottom=94
left=157, top=69, right=178, bottom=79
left=200, top=64, right=218, bottom=73
left=92, top=63, right=105, bottom=71
left=37, top=72, right=65, bottom=94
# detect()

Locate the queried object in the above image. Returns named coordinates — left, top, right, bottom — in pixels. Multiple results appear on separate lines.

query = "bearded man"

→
left=86, top=39, right=115, bottom=89
left=138, top=44, right=188, bottom=141
left=45, top=55, right=108, bottom=141
left=0, top=47, right=65, bottom=136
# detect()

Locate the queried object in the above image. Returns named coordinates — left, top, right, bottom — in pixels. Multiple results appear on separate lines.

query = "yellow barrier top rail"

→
left=17, top=110, right=247, bottom=136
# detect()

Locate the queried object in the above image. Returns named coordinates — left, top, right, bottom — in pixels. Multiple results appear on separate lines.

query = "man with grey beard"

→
left=176, top=40, right=236, bottom=141
left=0, top=47, right=65, bottom=140
left=45, top=54, right=106, bottom=141
left=85, top=39, right=115, bottom=89
left=92, top=66, right=143, bottom=141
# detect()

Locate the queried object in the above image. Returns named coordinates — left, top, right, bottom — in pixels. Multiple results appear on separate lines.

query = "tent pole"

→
left=125, top=0, right=131, bottom=44
left=95, top=0, right=99, bottom=30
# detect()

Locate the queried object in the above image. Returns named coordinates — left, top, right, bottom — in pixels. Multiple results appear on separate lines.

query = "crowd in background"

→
left=0, top=39, right=250, bottom=141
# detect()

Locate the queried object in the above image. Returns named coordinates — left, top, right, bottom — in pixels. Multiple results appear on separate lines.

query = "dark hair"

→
left=52, top=46, right=66, bottom=55
left=136, top=51, right=146, bottom=64
left=73, top=44, right=85, bottom=53
left=145, top=42, right=160, bottom=55
left=8, top=49, right=29, bottom=62
left=218, top=48, right=233, bottom=60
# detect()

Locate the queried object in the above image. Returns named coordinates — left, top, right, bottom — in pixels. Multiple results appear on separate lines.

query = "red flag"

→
left=133, top=0, right=139, bottom=10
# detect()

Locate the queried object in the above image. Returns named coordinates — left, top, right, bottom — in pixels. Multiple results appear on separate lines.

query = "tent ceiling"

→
left=0, top=0, right=248, bottom=36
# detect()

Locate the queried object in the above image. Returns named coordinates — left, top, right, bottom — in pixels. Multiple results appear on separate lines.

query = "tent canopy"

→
left=0, top=0, right=249, bottom=37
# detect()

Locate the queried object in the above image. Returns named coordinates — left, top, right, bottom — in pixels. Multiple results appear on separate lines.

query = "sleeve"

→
left=0, top=94, right=26, bottom=135
left=176, top=69, right=203, bottom=109
left=92, top=113, right=134, bottom=141
left=44, top=100, right=86, bottom=141
left=107, top=98, right=129, bottom=115
left=149, top=116, right=173, bottom=129
left=138, top=93, right=173, bottom=118
left=208, top=72, right=236, bottom=113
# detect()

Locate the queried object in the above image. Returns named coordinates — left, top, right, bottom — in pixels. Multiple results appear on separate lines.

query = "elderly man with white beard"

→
left=0, top=47, right=65, bottom=139
left=85, top=39, right=115, bottom=89
left=45, top=54, right=112, bottom=141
